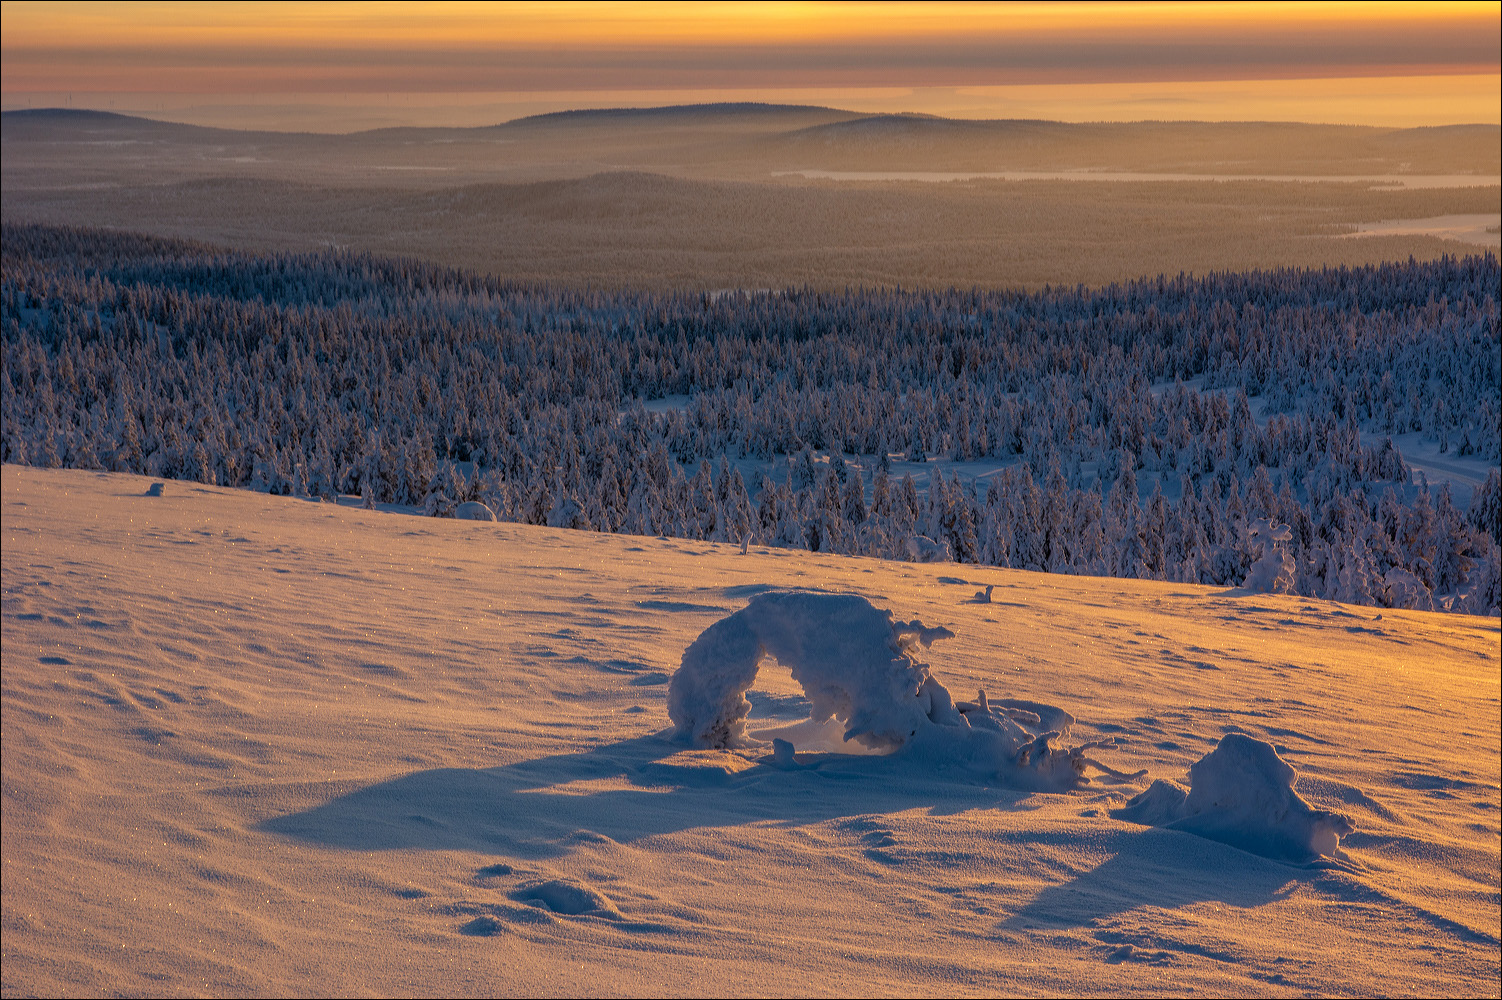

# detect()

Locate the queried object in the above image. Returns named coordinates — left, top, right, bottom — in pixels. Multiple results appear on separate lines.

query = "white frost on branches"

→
left=1242, top=517, right=1296, bottom=594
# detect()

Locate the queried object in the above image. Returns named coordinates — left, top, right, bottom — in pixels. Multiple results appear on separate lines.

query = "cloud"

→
left=4, top=3, right=1497, bottom=94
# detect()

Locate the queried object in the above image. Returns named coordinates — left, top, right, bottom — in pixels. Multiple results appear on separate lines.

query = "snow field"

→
left=2, top=466, right=1498, bottom=996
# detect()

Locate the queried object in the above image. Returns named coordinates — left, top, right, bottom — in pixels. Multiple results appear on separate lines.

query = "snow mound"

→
left=454, top=501, right=497, bottom=521
left=1115, top=733, right=1355, bottom=862
left=1113, top=778, right=1190, bottom=826
left=667, top=592, right=1139, bottom=788
left=511, top=879, right=620, bottom=918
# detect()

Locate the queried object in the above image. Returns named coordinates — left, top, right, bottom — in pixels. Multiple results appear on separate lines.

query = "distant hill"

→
left=1, top=102, right=866, bottom=141
left=770, top=117, right=1502, bottom=175
left=4, top=105, right=1496, bottom=176
left=0, top=107, right=295, bottom=141
left=504, top=102, right=860, bottom=126
left=2, top=107, right=140, bottom=122
left=4, top=102, right=1496, bottom=292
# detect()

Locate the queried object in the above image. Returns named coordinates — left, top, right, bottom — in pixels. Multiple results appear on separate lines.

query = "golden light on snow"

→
left=2, top=465, right=1497, bottom=993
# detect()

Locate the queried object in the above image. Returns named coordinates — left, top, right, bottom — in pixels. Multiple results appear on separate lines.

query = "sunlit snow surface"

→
left=2, top=466, right=1498, bottom=996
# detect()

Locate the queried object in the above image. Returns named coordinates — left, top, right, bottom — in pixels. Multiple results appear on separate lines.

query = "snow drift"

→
left=667, top=592, right=1141, bottom=788
left=1115, top=733, right=1356, bottom=862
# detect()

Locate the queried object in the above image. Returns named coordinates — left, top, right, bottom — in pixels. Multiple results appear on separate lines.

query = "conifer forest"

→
left=4, top=223, right=1498, bottom=614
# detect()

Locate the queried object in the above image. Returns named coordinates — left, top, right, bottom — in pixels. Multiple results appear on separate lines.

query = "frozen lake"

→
left=1340, top=213, right=1501, bottom=247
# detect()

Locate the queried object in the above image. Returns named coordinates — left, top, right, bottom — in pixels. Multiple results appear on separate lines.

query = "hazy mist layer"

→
left=3, top=105, right=1498, bottom=291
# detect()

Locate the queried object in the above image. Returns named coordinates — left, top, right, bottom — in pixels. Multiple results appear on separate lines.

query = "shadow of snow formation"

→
left=258, top=732, right=1035, bottom=859
left=999, top=827, right=1304, bottom=933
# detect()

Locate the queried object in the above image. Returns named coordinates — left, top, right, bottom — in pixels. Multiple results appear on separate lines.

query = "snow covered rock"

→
left=1115, top=733, right=1355, bottom=862
left=455, top=501, right=497, bottom=521
left=667, top=592, right=1138, bottom=788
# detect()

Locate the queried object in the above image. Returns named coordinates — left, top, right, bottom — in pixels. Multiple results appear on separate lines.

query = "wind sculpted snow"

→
left=2, top=467, right=1498, bottom=996
left=1115, top=735, right=1355, bottom=863
left=668, top=591, right=1143, bottom=791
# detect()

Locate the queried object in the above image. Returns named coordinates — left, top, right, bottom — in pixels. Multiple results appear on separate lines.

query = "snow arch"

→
left=665, top=592, right=1140, bottom=789
left=666, top=592, right=956, bottom=750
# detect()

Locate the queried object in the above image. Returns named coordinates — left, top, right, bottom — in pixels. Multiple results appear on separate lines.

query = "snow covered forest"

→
left=3, top=223, right=1498, bottom=614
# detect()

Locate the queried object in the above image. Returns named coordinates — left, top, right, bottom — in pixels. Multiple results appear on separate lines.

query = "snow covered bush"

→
left=1383, top=566, right=1435, bottom=611
left=455, top=500, right=496, bottom=521
left=1242, top=518, right=1296, bottom=594
left=904, top=535, right=953, bottom=563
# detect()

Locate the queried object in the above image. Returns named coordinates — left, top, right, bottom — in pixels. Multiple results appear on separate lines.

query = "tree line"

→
left=3, top=223, right=1497, bottom=614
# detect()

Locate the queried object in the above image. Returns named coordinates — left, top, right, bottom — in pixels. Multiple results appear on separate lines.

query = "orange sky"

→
left=2, top=1, right=1498, bottom=127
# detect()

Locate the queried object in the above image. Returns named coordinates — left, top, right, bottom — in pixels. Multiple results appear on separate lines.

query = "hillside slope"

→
left=2, top=466, right=1498, bottom=995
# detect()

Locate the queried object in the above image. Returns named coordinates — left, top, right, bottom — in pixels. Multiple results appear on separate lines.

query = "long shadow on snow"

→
left=999, top=825, right=1499, bottom=947
left=1000, top=826, right=1303, bottom=934
left=259, top=732, right=1033, bottom=859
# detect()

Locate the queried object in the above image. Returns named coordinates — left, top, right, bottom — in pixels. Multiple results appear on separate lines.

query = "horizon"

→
left=6, top=91, right=1502, bottom=137
left=2, top=2, right=1498, bottom=131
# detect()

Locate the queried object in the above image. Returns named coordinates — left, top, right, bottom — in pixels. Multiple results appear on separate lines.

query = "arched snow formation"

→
left=665, top=593, right=1359, bottom=848
left=666, top=592, right=1141, bottom=789
left=667, top=592, right=956, bottom=750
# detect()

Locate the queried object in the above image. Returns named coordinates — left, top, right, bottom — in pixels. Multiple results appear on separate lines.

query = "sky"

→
left=1, top=1, right=1498, bottom=130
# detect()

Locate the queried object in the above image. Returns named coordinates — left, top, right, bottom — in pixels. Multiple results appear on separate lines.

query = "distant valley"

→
left=4, top=105, right=1497, bottom=290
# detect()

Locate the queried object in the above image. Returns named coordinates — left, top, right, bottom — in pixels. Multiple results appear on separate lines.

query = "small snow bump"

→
left=459, top=916, right=504, bottom=936
left=511, top=879, right=620, bottom=918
